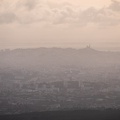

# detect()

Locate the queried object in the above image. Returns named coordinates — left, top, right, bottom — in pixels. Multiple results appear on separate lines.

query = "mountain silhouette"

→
left=0, top=47, right=120, bottom=70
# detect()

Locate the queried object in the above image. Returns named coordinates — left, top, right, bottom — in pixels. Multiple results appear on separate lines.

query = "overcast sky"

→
left=0, top=0, right=120, bottom=50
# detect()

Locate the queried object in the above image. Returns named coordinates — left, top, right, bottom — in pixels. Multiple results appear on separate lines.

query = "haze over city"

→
left=1, top=1, right=120, bottom=120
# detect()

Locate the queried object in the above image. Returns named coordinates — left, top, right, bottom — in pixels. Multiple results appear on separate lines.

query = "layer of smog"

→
left=0, top=46, right=120, bottom=116
left=1, top=0, right=120, bottom=119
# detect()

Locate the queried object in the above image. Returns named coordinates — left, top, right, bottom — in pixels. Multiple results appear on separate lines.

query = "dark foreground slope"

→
left=0, top=109, right=120, bottom=120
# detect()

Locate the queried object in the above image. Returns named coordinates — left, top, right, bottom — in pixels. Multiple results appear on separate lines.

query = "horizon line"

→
left=1, top=46, right=120, bottom=52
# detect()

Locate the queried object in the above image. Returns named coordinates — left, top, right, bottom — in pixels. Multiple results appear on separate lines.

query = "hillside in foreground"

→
left=0, top=109, right=120, bottom=120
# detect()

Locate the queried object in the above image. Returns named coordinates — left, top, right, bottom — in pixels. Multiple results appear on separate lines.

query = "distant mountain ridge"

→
left=0, top=47, right=120, bottom=70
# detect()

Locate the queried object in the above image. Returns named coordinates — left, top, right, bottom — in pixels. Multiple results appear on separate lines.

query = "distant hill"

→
left=0, top=109, right=120, bottom=120
left=0, top=47, right=120, bottom=70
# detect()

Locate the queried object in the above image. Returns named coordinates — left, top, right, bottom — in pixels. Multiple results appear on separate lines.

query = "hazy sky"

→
left=0, top=0, right=120, bottom=50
